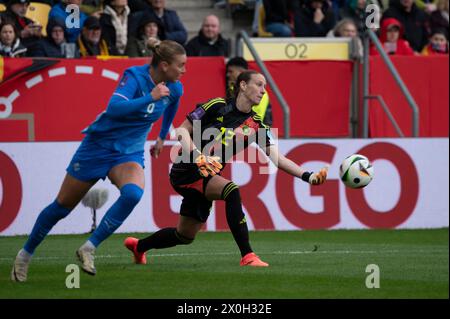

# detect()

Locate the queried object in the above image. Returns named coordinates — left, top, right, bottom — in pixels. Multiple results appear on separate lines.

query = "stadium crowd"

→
left=0, top=0, right=448, bottom=58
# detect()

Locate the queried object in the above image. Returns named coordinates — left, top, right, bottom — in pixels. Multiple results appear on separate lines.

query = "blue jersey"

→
left=82, top=64, right=183, bottom=154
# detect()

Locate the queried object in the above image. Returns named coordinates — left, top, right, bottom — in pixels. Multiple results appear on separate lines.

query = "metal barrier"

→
left=236, top=30, right=291, bottom=138
left=362, top=29, right=420, bottom=137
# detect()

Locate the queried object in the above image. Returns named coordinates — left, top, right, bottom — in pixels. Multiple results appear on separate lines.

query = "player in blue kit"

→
left=11, top=40, right=187, bottom=282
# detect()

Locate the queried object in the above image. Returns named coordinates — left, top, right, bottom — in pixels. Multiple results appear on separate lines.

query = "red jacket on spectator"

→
left=370, top=18, right=415, bottom=55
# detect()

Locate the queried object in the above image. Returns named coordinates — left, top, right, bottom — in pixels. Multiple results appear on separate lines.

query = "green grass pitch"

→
left=0, top=229, right=448, bottom=299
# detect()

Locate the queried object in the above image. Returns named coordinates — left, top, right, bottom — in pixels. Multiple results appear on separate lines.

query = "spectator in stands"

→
left=77, top=15, right=118, bottom=57
left=294, top=0, right=336, bottom=37
left=185, top=14, right=229, bottom=57
left=140, top=0, right=187, bottom=45
left=125, top=14, right=163, bottom=56
left=100, top=0, right=130, bottom=55
left=1, top=0, right=42, bottom=50
left=421, top=27, right=448, bottom=54
left=328, top=17, right=357, bottom=37
left=339, top=0, right=371, bottom=34
left=0, top=20, right=27, bottom=57
left=49, top=0, right=88, bottom=43
left=369, top=17, right=415, bottom=55
left=225, top=57, right=273, bottom=127
left=327, top=18, right=363, bottom=57
left=28, top=18, right=79, bottom=57
left=430, top=0, right=449, bottom=39
left=382, top=0, right=430, bottom=52
left=263, top=0, right=294, bottom=37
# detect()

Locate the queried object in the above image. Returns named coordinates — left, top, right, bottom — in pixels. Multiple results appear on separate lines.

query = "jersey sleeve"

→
left=158, top=82, right=183, bottom=140
left=105, top=70, right=154, bottom=118
left=187, top=97, right=226, bottom=125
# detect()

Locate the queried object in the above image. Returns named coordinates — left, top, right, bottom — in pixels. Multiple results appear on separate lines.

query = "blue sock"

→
left=88, top=184, right=143, bottom=247
left=24, top=200, right=72, bottom=255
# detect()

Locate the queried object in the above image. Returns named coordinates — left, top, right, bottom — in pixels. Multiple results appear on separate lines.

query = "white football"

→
left=339, top=154, right=374, bottom=188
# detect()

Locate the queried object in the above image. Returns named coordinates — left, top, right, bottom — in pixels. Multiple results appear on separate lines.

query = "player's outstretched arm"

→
left=264, top=144, right=328, bottom=185
left=174, top=119, right=222, bottom=177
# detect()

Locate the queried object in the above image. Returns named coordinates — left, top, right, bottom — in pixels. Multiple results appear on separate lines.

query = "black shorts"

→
left=170, top=175, right=215, bottom=223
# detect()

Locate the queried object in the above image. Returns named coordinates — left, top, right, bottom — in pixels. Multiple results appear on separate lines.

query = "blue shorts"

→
left=66, top=137, right=145, bottom=182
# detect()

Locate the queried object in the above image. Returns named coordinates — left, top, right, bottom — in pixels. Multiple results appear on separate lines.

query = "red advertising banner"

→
left=369, top=56, right=449, bottom=137
left=249, top=60, right=354, bottom=138
left=1, top=57, right=448, bottom=141
left=0, top=57, right=226, bottom=142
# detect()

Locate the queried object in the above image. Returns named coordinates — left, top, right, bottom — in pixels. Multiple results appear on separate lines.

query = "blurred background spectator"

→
left=430, top=0, right=449, bottom=39
left=125, top=14, right=162, bottom=57
left=2, top=0, right=42, bottom=51
left=49, top=0, right=88, bottom=43
left=263, top=0, right=294, bottom=37
left=421, top=27, right=448, bottom=54
left=327, top=17, right=363, bottom=56
left=0, top=20, right=27, bottom=56
left=185, top=14, right=229, bottom=57
left=339, top=0, right=367, bottom=35
left=28, top=17, right=79, bottom=57
left=382, top=0, right=430, bottom=52
left=370, top=17, right=415, bottom=55
left=77, top=15, right=117, bottom=56
left=138, top=0, right=187, bottom=45
left=100, top=0, right=130, bottom=55
left=294, top=0, right=336, bottom=37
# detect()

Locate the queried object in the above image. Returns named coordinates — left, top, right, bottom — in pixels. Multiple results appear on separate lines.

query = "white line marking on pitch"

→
left=0, top=249, right=446, bottom=262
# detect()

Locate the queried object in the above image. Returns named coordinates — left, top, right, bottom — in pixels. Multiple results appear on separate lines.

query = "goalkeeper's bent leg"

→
left=222, top=182, right=253, bottom=257
left=137, top=228, right=194, bottom=252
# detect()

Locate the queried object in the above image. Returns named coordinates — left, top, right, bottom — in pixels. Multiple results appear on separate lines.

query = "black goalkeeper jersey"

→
left=170, top=97, right=274, bottom=186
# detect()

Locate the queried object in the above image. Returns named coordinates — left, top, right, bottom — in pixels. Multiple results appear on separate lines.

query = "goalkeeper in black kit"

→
left=124, top=70, right=328, bottom=267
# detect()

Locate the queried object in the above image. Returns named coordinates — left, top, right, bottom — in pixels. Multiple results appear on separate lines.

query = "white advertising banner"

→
left=0, top=138, right=448, bottom=236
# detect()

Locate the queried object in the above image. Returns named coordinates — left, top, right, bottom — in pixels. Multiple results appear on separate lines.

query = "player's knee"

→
left=175, top=230, right=194, bottom=245
left=221, top=182, right=240, bottom=201
left=120, top=183, right=143, bottom=206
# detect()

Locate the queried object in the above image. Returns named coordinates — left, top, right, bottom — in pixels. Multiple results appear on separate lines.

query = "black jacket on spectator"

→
left=430, top=10, right=449, bottom=40
left=382, top=0, right=430, bottom=52
left=126, top=0, right=147, bottom=13
left=263, top=0, right=294, bottom=24
left=185, top=31, right=229, bottom=57
left=294, top=0, right=336, bottom=37
left=28, top=18, right=67, bottom=57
